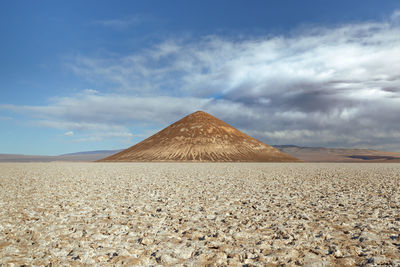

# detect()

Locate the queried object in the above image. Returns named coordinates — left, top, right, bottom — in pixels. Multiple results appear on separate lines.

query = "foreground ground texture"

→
left=0, top=163, right=399, bottom=266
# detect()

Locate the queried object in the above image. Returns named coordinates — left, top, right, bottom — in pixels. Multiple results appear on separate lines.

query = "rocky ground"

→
left=0, top=162, right=399, bottom=266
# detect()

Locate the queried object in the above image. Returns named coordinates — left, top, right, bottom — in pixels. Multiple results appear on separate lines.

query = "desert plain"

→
left=0, top=162, right=399, bottom=266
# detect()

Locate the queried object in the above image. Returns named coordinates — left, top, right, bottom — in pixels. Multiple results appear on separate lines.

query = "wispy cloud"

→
left=64, top=131, right=74, bottom=136
left=70, top=131, right=133, bottom=143
left=391, top=10, right=400, bottom=22
left=2, top=11, right=400, bottom=150
left=91, top=15, right=149, bottom=30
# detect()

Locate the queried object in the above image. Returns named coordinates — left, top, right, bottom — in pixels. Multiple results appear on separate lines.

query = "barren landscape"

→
left=1, top=162, right=400, bottom=266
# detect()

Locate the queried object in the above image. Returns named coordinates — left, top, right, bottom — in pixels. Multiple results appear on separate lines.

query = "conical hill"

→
left=99, top=111, right=299, bottom=162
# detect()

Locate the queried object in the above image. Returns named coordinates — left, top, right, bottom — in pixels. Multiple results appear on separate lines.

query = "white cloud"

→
left=2, top=11, right=400, bottom=150
left=70, top=19, right=400, bottom=101
left=64, top=131, right=74, bottom=136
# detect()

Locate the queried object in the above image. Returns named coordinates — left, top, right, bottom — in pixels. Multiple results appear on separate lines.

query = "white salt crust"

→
left=0, top=162, right=399, bottom=266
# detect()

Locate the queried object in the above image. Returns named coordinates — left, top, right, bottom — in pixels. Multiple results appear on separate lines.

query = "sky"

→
left=1, top=0, right=400, bottom=155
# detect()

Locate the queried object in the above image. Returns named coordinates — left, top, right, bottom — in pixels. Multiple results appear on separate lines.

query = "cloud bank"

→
left=2, top=13, right=400, bottom=150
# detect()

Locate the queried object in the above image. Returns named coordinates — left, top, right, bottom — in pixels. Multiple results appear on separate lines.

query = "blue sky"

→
left=1, top=1, right=400, bottom=155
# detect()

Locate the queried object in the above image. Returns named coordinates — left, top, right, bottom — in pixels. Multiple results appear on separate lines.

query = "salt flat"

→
left=0, top=163, right=399, bottom=266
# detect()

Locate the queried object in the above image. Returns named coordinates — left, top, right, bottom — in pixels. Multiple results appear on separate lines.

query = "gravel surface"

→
left=1, top=162, right=399, bottom=266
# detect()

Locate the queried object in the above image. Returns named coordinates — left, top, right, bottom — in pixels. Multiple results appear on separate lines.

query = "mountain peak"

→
left=184, top=110, right=216, bottom=120
left=192, top=110, right=208, bottom=115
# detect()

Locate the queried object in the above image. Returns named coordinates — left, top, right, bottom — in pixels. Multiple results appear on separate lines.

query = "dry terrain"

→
left=0, top=162, right=399, bottom=266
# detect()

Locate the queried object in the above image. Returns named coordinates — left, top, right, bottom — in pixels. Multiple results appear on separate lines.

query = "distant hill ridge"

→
left=1, top=146, right=400, bottom=163
left=274, top=145, right=400, bottom=162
